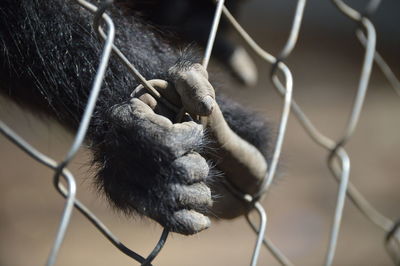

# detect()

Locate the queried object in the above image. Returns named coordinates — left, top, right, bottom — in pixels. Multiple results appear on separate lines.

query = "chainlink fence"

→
left=0, top=0, right=399, bottom=265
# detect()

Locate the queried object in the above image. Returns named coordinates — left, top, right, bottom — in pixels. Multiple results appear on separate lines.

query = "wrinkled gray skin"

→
left=132, top=63, right=268, bottom=232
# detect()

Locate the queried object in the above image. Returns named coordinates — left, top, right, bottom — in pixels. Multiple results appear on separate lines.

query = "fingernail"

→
left=200, top=95, right=214, bottom=115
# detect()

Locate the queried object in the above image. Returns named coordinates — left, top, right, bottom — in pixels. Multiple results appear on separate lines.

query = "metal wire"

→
left=386, top=220, right=400, bottom=265
left=217, top=3, right=298, bottom=265
left=203, top=0, right=226, bottom=68
left=219, top=0, right=398, bottom=265
left=0, top=0, right=398, bottom=265
left=249, top=202, right=268, bottom=266
left=47, top=3, right=115, bottom=264
left=0, top=0, right=167, bottom=265
left=356, top=31, right=400, bottom=98
left=141, top=228, right=170, bottom=266
left=257, top=0, right=306, bottom=197
left=246, top=217, right=294, bottom=266
left=0, top=121, right=78, bottom=266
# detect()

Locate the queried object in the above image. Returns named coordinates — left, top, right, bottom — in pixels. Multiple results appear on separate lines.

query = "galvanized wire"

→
left=217, top=2, right=298, bottom=265
left=0, top=121, right=78, bottom=266
left=386, top=220, right=400, bottom=265
left=203, top=0, right=226, bottom=68
left=0, top=0, right=399, bottom=265
left=23, top=0, right=115, bottom=264
left=0, top=0, right=167, bottom=265
left=220, top=0, right=398, bottom=265
left=249, top=202, right=268, bottom=266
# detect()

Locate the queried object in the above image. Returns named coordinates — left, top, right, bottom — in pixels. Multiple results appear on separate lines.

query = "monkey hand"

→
left=168, top=62, right=268, bottom=219
left=90, top=62, right=217, bottom=236
left=93, top=61, right=267, bottom=235
left=128, top=62, right=268, bottom=229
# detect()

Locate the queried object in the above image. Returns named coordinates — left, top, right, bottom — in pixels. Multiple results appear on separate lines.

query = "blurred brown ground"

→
left=1, top=1, right=399, bottom=265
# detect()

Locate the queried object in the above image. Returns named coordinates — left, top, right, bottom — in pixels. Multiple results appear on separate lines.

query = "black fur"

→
left=130, top=0, right=242, bottom=63
left=0, top=0, right=271, bottom=234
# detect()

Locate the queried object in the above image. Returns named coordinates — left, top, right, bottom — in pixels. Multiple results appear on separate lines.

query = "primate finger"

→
left=167, top=121, right=204, bottom=156
left=129, top=99, right=204, bottom=156
left=170, top=182, right=212, bottom=211
left=133, top=90, right=177, bottom=121
left=171, top=209, right=211, bottom=235
left=169, top=63, right=216, bottom=116
left=171, top=152, right=209, bottom=184
left=129, top=98, right=173, bottom=129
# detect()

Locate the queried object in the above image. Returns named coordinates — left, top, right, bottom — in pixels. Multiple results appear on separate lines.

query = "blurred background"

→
left=0, top=0, right=399, bottom=265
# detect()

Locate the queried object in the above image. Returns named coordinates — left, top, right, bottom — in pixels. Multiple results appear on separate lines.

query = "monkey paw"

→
left=92, top=62, right=219, bottom=235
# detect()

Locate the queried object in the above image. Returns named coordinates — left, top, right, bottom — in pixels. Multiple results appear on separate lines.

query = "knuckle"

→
left=172, top=152, right=209, bottom=183
left=172, top=121, right=204, bottom=136
left=163, top=124, right=204, bottom=157
left=190, top=63, right=208, bottom=79
left=170, top=182, right=212, bottom=209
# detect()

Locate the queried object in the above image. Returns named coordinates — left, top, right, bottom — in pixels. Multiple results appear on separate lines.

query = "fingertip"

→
left=200, top=95, right=215, bottom=116
left=173, top=210, right=211, bottom=235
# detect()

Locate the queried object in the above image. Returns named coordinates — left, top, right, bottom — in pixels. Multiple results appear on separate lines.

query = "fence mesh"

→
left=0, top=0, right=399, bottom=265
